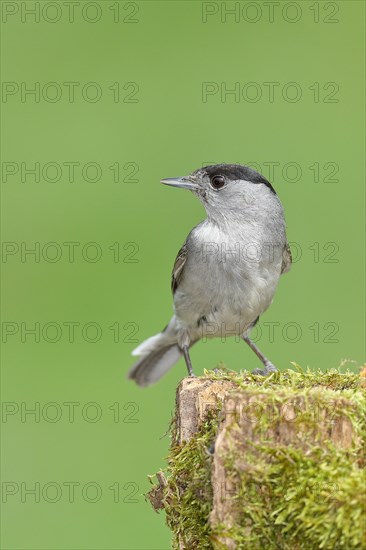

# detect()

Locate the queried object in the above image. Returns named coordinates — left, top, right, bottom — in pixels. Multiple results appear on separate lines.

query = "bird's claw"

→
left=252, top=362, right=277, bottom=376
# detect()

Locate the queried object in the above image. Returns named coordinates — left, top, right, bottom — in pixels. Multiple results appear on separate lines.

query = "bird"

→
left=128, top=163, right=292, bottom=387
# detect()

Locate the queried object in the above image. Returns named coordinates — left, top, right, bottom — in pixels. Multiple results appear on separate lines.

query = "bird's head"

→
left=161, top=163, right=278, bottom=224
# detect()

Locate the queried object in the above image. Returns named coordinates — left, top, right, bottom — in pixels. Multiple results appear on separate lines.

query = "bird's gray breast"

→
left=173, top=220, right=285, bottom=339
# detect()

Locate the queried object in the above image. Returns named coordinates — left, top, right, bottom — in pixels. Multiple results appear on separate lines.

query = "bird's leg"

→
left=182, top=345, right=196, bottom=377
left=242, top=335, right=277, bottom=376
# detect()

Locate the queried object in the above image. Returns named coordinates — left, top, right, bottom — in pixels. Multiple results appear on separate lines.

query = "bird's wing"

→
left=281, top=241, right=292, bottom=274
left=171, top=242, right=188, bottom=294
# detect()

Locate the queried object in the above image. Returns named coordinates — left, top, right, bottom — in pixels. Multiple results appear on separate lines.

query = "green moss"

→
left=158, top=411, right=219, bottom=549
left=204, top=364, right=362, bottom=392
left=147, top=367, right=366, bottom=550
left=216, top=433, right=365, bottom=549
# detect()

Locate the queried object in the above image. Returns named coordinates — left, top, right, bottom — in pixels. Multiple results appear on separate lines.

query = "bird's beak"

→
left=160, top=176, right=199, bottom=191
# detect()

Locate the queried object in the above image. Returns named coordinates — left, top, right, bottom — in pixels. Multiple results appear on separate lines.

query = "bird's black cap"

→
left=198, top=163, right=276, bottom=195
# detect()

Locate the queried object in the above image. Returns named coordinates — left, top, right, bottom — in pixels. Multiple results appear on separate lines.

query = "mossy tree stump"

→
left=148, top=368, right=366, bottom=549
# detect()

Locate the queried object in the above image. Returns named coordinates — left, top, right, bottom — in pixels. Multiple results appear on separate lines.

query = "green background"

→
left=1, top=1, right=365, bottom=548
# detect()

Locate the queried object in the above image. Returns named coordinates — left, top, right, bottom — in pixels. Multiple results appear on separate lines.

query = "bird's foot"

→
left=252, top=362, right=277, bottom=376
left=186, top=363, right=196, bottom=377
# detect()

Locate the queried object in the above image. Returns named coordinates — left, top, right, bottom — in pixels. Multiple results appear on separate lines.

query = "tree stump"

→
left=147, top=368, right=366, bottom=550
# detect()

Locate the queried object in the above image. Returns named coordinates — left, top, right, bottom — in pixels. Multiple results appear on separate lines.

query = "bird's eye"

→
left=210, top=175, right=225, bottom=189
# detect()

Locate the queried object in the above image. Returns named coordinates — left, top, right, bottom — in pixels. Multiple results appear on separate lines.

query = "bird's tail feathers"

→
left=129, top=319, right=182, bottom=386
left=128, top=340, right=182, bottom=387
left=131, top=333, right=166, bottom=357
